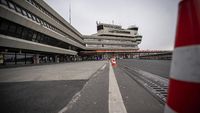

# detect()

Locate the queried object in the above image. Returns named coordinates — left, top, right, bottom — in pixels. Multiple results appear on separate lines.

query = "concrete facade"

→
left=84, top=23, right=142, bottom=50
left=0, top=0, right=143, bottom=64
left=0, top=0, right=85, bottom=53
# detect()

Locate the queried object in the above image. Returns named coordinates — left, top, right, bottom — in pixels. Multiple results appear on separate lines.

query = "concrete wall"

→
left=11, top=0, right=84, bottom=44
left=0, top=34, right=77, bottom=55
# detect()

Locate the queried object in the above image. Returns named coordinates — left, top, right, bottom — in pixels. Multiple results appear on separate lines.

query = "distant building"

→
left=82, top=23, right=142, bottom=60
left=0, top=0, right=85, bottom=65
left=0, top=0, right=143, bottom=65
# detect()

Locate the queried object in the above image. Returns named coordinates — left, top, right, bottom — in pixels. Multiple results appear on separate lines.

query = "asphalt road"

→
left=0, top=80, right=86, bottom=113
left=113, top=66, right=164, bottom=113
left=62, top=60, right=166, bottom=113
left=0, top=59, right=170, bottom=113
left=117, top=59, right=171, bottom=78
left=63, top=63, right=109, bottom=113
left=0, top=61, right=107, bottom=113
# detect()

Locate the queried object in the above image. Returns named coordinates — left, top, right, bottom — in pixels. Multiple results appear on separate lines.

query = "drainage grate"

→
left=120, top=64, right=169, bottom=104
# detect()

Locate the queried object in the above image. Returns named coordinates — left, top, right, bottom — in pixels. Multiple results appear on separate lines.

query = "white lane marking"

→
left=58, top=92, right=81, bottom=113
left=100, top=64, right=107, bottom=70
left=58, top=63, right=107, bottom=113
left=109, top=63, right=127, bottom=113
left=170, top=45, right=200, bottom=83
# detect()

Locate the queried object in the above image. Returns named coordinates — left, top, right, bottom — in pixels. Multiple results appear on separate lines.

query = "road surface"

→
left=0, top=59, right=171, bottom=113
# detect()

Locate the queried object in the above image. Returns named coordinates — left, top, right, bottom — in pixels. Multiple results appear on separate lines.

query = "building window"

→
left=49, top=25, right=52, bottom=30
left=1, top=0, right=8, bottom=6
left=22, top=9, right=27, bottom=16
left=16, top=53, right=25, bottom=64
left=16, top=26, right=23, bottom=37
left=15, top=5, right=22, bottom=13
left=8, top=1, right=15, bottom=9
left=36, top=33, right=43, bottom=43
left=26, top=0, right=32, bottom=2
left=32, top=32, right=37, bottom=42
left=31, top=15, right=36, bottom=21
left=4, top=52, right=16, bottom=65
left=97, top=25, right=103, bottom=31
left=27, top=30, right=33, bottom=41
left=35, top=4, right=39, bottom=8
left=42, top=21, right=46, bottom=26
left=8, top=23, right=16, bottom=35
left=0, top=20, right=9, bottom=31
left=46, top=24, right=49, bottom=28
left=26, top=53, right=34, bottom=64
left=40, top=20, right=44, bottom=25
left=21, top=28, right=28, bottom=39
left=27, top=12, right=32, bottom=18
left=0, top=18, right=78, bottom=51
left=43, top=35, right=50, bottom=44
left=30, top=0, right=35, bottom=6
left=36, top=17, right=40, bottom=23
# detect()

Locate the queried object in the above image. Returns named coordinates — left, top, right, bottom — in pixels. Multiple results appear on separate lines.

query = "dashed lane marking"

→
left=57, top=63, right=108, bottom=113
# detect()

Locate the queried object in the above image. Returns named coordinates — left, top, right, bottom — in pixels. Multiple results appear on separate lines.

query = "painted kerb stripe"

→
left=109, top=63, right=127, bottom=113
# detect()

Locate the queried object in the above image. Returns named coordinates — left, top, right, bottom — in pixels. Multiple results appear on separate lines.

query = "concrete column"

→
left=33, top=54, right=39, bottom=64
left=0, top=53, right=3, bottom=65
left=55, top=55, right=59, bottom=63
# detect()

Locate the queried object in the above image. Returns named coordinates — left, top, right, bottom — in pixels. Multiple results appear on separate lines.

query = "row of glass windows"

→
left=135, top=37, right=142, bottom=41
left=84, top=38, right=131, bottom=42
left=0, top=51, right=90, bottom=65
left=86, top=44, right=135, bottom=48
left=103, top=45, right=135, bottom=48
left=99, top=34, right=135, bottom=39
left=0, top=0, right=84, bottom=46
left=136, top=39, right=142, bottom=41
left=109, top=30, right=130, bottom=34
left=103, top=24, right=121, bottom=29
left=26, top=0, right=61, bottom=27
left=2, top=52, right=34, bottom=65
left=26, top=0, right=83, bottom=40
left=0, top=0, right=57, bottom=34
left=85, top=44, right=102, bottom=47
left=0, top=18, right=78, bottom=51
left=84, top=39, right=134, bottom=43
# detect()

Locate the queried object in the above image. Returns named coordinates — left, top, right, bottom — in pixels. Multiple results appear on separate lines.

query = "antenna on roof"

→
left=112, top=20, right=114, bottom=25
left=69, top=0, right=71, bottom=24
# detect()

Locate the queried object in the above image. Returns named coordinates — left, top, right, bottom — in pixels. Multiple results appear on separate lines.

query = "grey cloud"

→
left=44, top=0, right=179, bottom=50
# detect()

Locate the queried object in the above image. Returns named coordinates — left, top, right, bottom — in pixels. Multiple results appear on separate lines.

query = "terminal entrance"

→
left=79, top=50, right=141, bottom=60
left=0, top=47, right=81, bottom=66
left=0, top=47, right=172, bottom=66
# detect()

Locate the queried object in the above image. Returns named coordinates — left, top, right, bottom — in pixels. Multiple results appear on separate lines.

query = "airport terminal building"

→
left=82, top=23, right=142, bottom=60
left=0, top=0, right=142, bottom=65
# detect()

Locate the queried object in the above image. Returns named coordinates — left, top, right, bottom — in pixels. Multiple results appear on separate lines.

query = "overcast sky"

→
left=44, top=0, right=179, bottom=50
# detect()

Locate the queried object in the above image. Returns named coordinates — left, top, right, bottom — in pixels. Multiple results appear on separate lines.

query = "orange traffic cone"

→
left=164, top=0, right=200, bottom=113
left=110, top=57, right=117, bottom=67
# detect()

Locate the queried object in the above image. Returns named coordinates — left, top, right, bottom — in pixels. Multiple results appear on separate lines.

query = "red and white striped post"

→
left=164, top=0, right=200, bottom=113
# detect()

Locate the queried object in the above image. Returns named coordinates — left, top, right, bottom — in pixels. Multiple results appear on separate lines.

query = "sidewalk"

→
left=0, top=61, right=107, bottom=82
left=0, top=61, right=107, bottom=113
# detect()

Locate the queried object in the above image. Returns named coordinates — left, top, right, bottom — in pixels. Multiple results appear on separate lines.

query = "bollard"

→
left=164, top=0, right=200, bottom=113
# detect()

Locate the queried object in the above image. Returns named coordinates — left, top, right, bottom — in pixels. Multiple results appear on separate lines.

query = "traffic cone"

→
left=164, top=0, right=200, bottom=113
left=110, top=57, right=117, bottom=67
